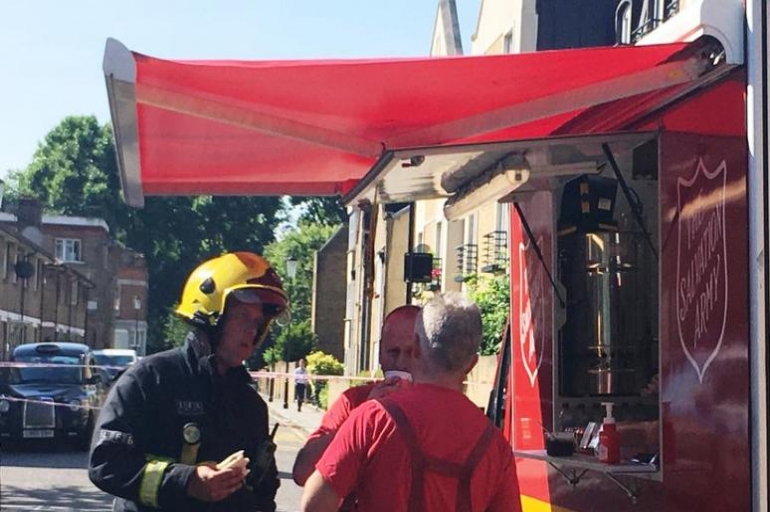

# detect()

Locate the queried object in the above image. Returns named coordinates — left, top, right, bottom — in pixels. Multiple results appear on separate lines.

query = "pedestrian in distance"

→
left=89, top=252, right=288, bottom=512
left=295, top=358, right=309, bottom=412
left=292, top=304, right=420, bottom=509
left=300, top=292, right=522, bottom=512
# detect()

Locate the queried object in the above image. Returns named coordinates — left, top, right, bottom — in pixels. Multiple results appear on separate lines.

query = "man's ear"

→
left=463, top=353, right=479, bottom=375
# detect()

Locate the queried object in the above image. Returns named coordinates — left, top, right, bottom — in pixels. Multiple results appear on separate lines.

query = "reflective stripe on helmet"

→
left=139, top=460, right=169, bottom=508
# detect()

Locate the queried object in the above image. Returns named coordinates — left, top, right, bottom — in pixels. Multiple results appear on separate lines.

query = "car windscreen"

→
left=94, top=354, right=135, bottom=367
left=10, top=355, right=83, bottom=384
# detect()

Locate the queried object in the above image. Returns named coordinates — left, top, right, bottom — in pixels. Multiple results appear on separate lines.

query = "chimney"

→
left=16, top=198, right=42, bottom=229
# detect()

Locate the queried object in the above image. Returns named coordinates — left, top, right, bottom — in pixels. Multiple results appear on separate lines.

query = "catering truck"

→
left=104, top=0, right=766, bottom=509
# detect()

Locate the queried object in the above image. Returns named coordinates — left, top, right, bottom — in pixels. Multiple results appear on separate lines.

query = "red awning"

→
left=103, top=38, right=715, bottom=207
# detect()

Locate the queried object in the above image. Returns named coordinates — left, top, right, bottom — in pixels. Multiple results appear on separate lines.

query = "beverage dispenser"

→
left=557, top=175, right=655, bottom=397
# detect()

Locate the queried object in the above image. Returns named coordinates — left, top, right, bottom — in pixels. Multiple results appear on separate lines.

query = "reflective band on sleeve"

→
left=139, top=460, right=169, bottom=508
left=145, top=453, right=175, bottom=463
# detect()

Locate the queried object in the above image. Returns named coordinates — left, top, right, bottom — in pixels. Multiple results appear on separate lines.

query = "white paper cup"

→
left=384, top=370, right=412, bottom=382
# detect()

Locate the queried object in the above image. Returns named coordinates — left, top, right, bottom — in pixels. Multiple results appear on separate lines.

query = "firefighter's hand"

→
left=186, top=463, right=244, bottom=502
left=367, top=376, right=412, bottom=400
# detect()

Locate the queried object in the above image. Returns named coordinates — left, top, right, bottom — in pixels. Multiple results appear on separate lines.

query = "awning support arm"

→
left=137, top=84, right=383, bottom=158
left=513, top=203, right=566, bottom=308
left=601, top=144, right=658, bottom=260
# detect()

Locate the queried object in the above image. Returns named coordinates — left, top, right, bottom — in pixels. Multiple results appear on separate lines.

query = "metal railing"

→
left=630, top=0, right=681, bottom=44
left=481, top=231, right=508, bottom=274
left=455, top=244, right=478, bottom=282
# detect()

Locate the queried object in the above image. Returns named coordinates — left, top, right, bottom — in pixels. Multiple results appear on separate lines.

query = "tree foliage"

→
left=163, top=309, right=190, bottom=348
left=289, top=197, right=347, bottom=226
left=14, top=116, right=131, bottom=236
left=11, top=116, right=284, bottom=354
left=263, top=318, right=316, bottom=364
left=264, top=222, right=339, bottom=323
left=136, top=194, right=282, bottom=352
left=466, top=273, right=510, bottom=356
left=262, top=222, right=340, bottom=362
left=306, top=350, right=344, bottom=376
left=306, top=350, right=345, bottom=409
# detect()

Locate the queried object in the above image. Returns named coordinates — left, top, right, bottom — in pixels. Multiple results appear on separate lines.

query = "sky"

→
left=0, top=1, right=480, bottom=179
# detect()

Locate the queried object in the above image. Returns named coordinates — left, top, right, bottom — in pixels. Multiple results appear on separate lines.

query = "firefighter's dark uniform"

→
left=89, top=330, right=279, bottom=511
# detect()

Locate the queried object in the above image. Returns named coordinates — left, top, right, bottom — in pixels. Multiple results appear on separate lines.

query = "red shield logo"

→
left=519, top=237, right=545, bottom=387
left=676, top=158, right=728, bottom=383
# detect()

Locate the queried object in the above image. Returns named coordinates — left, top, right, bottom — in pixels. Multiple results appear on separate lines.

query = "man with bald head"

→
left=292, top=304, right=420, bottom=490
left=301, top=292, right=520, bottom=512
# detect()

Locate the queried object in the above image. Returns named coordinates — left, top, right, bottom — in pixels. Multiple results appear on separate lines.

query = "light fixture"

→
left=443, top=158, right=601, bottom=221
left=286, top=257, right=298, bottom=280
left=444, top=168, right=529, bottom=221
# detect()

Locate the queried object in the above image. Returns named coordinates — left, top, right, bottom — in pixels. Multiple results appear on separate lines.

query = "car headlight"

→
left=68, top=399, right=84, bottom=412
left=0, top=399, right=9, bottom=414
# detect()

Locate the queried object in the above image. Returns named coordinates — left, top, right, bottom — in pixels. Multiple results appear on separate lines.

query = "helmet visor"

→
left=229, top=287, right=291, bottom=325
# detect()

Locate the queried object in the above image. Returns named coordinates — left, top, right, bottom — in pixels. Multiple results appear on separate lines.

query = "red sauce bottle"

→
left=598, top=402, right=620, bottom=464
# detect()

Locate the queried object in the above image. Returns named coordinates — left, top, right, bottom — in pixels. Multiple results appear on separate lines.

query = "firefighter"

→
left=89, top=252, right=287, bottom=512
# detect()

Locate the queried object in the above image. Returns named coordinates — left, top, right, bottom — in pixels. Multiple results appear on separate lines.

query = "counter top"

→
left=514, top=449, right=659, bottom=474
left=514, top=449, right=659, bottom=502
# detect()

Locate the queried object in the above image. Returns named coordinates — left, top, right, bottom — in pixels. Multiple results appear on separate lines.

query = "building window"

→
left=55, top=238, right=81, bottom=262
left=663, top=0, right=680, bottom=20
left=503, top=31, right=513, bottom=54
left=615, top=0, right=633, bottom=45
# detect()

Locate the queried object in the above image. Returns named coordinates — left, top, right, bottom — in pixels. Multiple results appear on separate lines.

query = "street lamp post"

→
left=133, top=296, right=141, bottom=352
left=283, top=351, right=290, bottom=409
left=282, top=256, right=298, bottom=409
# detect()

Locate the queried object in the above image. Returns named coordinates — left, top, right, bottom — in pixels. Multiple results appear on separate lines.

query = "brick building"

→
left=0, top=199, right=148, bottom=355
left=0, top=223, right=92, bottom=359
left=311, top=225, right=348, bottom=362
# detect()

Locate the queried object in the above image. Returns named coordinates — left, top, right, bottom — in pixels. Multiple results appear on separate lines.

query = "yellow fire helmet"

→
left=176, top=252, right=290, bottom=336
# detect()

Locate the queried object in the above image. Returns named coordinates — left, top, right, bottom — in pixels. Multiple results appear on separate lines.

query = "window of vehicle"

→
left=10, top=354, right=83, bottom=384
left=94, top=354, right=135, bottom=367
left=55, top=238, right=81, bottom=262
left=93, top=353, right=136, bottom=379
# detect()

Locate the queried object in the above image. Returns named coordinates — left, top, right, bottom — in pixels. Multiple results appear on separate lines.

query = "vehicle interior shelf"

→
left=514, top=449, right=659, bottom=503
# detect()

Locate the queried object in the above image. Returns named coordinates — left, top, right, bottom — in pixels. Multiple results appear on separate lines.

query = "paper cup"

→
left=384, top=370, right=412, bottom=382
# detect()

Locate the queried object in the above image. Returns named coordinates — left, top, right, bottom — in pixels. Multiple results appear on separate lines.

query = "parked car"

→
left=0, top=342, right=107, bottom=450
left=93, top=348, right=138, bottom=381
